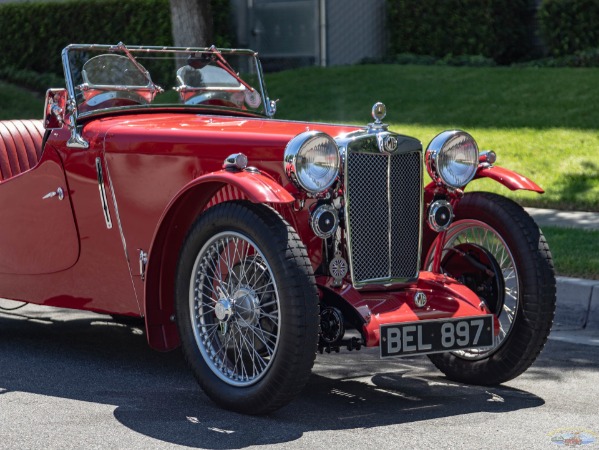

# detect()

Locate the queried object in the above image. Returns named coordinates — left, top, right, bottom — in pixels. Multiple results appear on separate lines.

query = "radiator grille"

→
left=346, top=150, right=422, bottom=285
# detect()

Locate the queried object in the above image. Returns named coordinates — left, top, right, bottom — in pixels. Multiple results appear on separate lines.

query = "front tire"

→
left=426, top=192, right=556, bottom=385
left=175, top=201, right=319, bottom=414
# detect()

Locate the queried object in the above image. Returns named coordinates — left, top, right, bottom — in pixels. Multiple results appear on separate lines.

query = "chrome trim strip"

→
left=63, top=43, right=258, bottom=54
left=95, top=157, right=113, bottom=229
left=387, top=149, right=393, bottom=278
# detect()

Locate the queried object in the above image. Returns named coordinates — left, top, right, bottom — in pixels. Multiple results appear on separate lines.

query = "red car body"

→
left=2, top=113, right=540, bottom=348
left=0, top=44, right=555, bottom=414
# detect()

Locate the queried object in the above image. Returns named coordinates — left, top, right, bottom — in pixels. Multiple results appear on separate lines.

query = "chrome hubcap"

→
left=232, top=287, right=261, bottom=328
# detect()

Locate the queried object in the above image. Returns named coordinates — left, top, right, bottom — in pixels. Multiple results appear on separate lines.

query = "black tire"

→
left=427, top=192, right=556, bottom=385
left=175, top=201, right=319, bottom=414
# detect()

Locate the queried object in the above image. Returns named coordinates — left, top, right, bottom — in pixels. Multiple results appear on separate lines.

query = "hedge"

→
left=0, top=0, right=231, bottom=78
left=539, top=0, right=599, bottom=56
left=386, top=0, right=537, bottom=64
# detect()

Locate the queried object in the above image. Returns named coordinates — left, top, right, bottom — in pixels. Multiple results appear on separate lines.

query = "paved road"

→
left=0, top=303, right=598, bottom=450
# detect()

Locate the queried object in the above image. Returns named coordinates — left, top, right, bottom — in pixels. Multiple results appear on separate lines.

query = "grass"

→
left=0, top=81, right=44, bottom=120
left=543, top=227, right=599, bottom=280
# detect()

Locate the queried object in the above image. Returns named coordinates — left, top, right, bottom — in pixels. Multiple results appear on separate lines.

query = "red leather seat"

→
left=0, top=119, right=46, bottom=182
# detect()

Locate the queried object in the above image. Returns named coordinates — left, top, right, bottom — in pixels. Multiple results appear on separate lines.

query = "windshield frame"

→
left=61, top=43, right=274, bottom=121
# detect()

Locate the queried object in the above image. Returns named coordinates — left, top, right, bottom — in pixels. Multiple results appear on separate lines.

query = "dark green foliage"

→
left=211, top=0, right=232, bottom=48
left=539, top=0, right=599, bottom=56
left=386, top=0, right=537, bottom=64
left=0, top=67, right=64, bottom=91
left=518, top=48, right=599, bottom=67
left=361, top=53, right=496, bottom=67
left=0, top=0, right=232, bottom=77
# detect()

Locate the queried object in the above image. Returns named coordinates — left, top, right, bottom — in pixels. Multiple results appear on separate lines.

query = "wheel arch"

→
left=143, top=171, right=294, bottom=351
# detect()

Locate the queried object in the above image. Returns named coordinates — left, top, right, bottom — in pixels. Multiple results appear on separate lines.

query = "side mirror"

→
left=44, top=88, right=68, bottom=129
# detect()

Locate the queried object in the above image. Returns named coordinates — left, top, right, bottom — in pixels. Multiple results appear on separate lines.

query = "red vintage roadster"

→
left=0, top=43, right=555, bottom=414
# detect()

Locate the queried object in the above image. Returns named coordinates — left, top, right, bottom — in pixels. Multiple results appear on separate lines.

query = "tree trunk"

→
left=169, top=0, right=214, bottom=48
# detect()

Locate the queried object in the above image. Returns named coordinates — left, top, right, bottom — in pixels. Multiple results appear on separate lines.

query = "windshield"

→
left=62, top=43, right=271, bottom=117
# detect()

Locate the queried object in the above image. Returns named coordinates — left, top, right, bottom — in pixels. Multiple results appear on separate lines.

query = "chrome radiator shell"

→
left=340, top=131, right=423, bottom=288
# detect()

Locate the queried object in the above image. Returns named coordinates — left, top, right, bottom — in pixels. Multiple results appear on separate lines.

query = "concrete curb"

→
left=525, top=207, right=599, bottom=231
left=555, top=276, right=599, bottom=331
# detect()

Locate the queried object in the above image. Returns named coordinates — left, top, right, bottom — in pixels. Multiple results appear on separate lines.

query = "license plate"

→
left=380, top=315, right=495, bottom=358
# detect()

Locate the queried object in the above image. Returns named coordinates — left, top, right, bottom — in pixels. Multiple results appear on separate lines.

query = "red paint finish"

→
left=0, top=110, right=507, bottom=350
left=425, top=165, right=544, bottom=195
left=96, top=114, right=358, bottom=326
left=474, top=165, right=544, bottom=193
left=0, top=146, right=79, bottom=275
left=0, top=127, right=140, bottom=314
left=97, top=114, right=356, bottom=269
left=0, top=113, right=356, bottom=345
left=422, top=166, right=544, bottom=265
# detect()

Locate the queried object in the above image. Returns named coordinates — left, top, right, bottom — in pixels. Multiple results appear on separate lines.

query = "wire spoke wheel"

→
left=191, top=232, right=280, bottom=386
left=425, top=192, right=555, bottom=386
left=437, top=220, right=519, bottom=359
left=175, top=201, right=319, bottom=414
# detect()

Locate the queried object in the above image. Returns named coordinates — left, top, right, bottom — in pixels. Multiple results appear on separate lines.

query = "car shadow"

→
left=0, top=305, right=553, bottom=448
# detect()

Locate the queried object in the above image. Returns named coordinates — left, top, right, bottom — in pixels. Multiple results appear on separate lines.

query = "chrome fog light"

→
left=427, top=199, right=454, bottom=232
left=310, top=204, right=339, bottom=239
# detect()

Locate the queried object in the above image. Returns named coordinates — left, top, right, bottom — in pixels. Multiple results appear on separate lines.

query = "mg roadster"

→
left=0, top=43, right=555, bottom=414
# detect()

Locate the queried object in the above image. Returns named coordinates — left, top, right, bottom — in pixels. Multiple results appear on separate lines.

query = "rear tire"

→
left=175, top=201, right=319, bottom=414
left=426, top=192, right=555, bottom=385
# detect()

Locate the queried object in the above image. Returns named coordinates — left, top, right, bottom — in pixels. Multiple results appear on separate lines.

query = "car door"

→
left=0, top=145, right=79, bottom=275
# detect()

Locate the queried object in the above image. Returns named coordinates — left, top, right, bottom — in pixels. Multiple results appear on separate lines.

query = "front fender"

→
left=424, top=165, right=544, bottom=197
left=190, top=169, right=296, bottom=204
left=143, top=169, right=293, bottom=351
left=473, top=165, right=544, bottom=193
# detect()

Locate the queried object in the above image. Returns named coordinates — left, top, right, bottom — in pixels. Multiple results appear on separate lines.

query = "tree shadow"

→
left=552, top=162, right=599, bottom=208
left=0, top=306, right=567, bottom=448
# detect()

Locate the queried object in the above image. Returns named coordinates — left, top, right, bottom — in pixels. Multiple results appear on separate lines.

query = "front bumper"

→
left=319, top=271, right=498, bottom=347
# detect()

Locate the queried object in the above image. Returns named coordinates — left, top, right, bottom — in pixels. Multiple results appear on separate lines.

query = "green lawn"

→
left=543, top=227, right=599, bottom=280
left=0, top=81, right=44, bottom=120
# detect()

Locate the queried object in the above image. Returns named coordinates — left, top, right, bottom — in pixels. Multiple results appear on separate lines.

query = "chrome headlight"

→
left=426, top=130, right=479, bottom=189
left=284, top=131, right=340, bottom=194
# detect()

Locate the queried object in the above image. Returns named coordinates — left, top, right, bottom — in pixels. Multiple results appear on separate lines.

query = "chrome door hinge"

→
left=139, top=250, right=148, bottom=281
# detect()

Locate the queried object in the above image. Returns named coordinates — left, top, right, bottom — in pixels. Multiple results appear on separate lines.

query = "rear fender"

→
left=144, top=169, right=294, bottom=351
